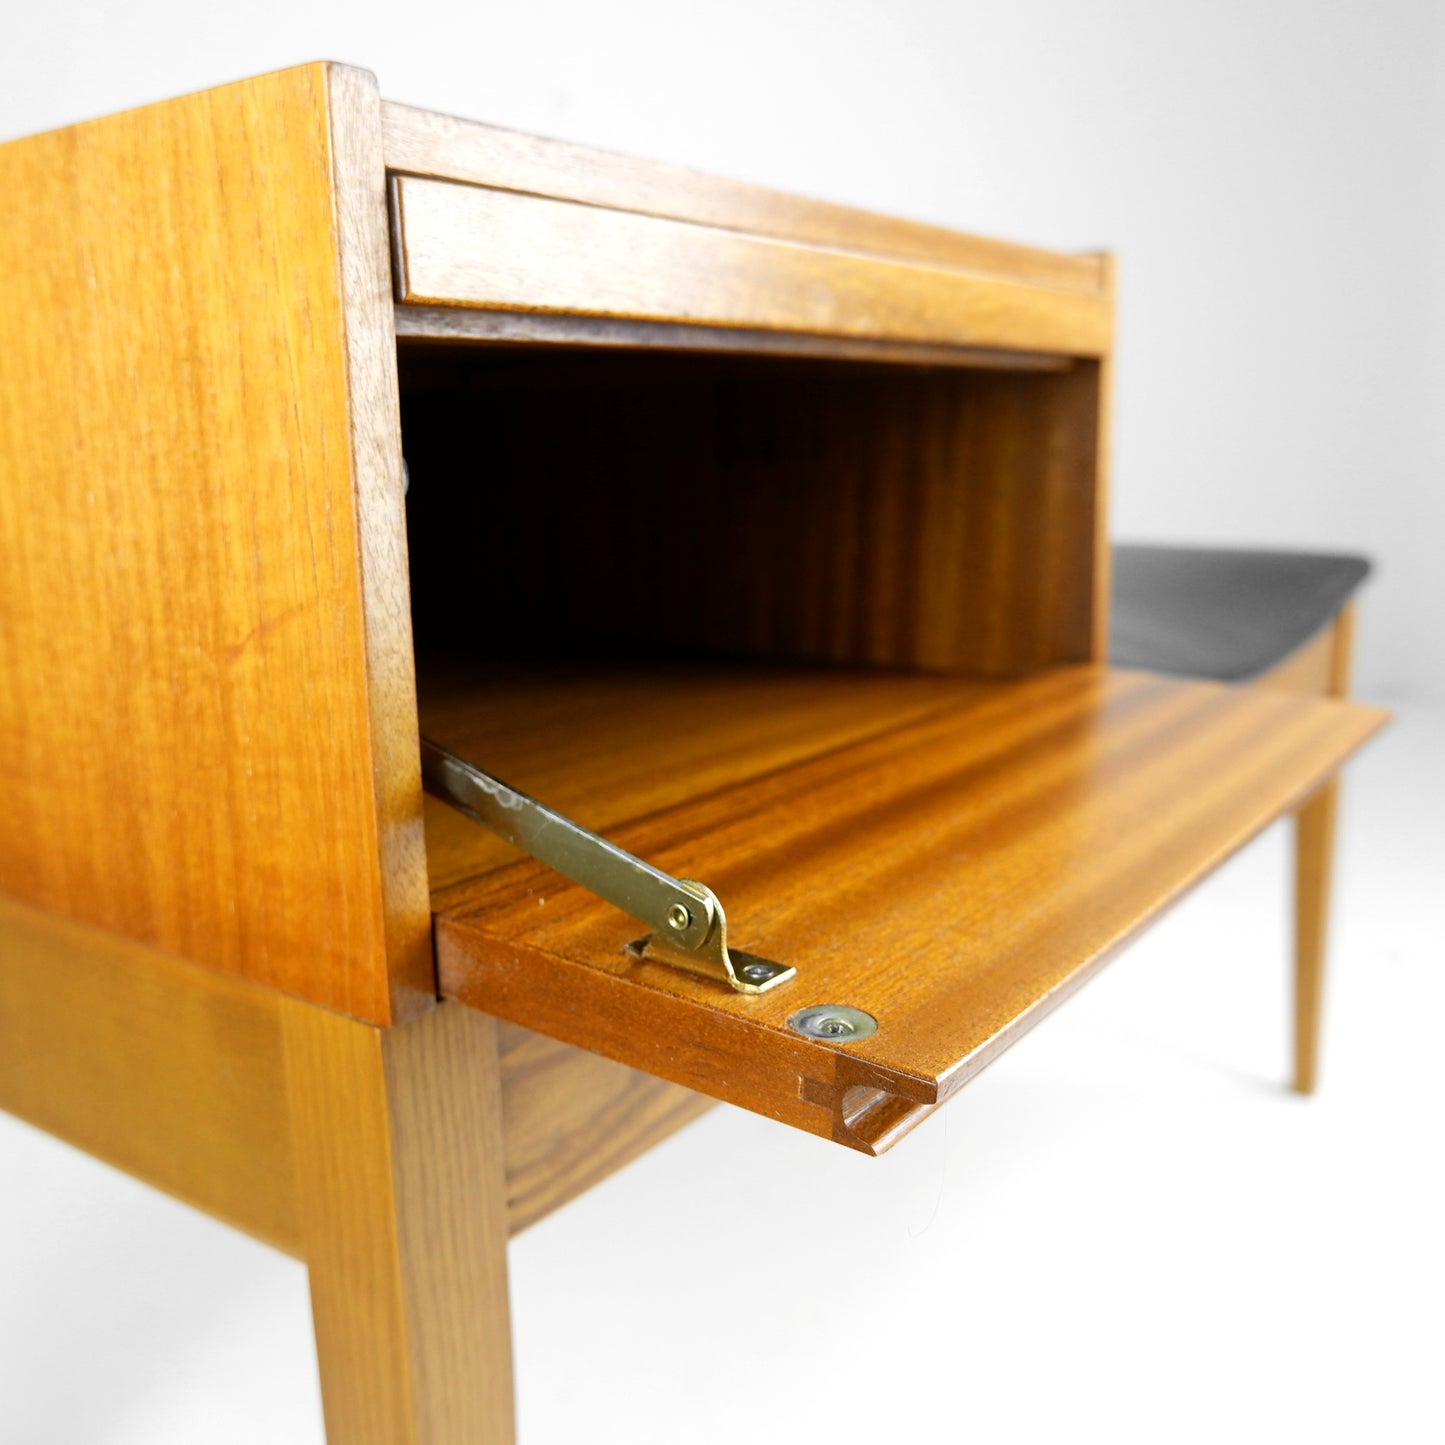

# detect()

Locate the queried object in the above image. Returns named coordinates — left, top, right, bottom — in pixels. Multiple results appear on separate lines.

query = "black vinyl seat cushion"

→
left=1109, top=545, right=1371, bottom=683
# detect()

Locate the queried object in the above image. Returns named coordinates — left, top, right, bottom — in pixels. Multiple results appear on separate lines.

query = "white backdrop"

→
left=3, top=0, right=1442, bottom=699
left=2, top=9, right=1442, bottom=1445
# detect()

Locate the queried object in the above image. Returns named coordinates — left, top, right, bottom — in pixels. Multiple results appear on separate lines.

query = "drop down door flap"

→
left=425, top=664, right=1385, bottom=1155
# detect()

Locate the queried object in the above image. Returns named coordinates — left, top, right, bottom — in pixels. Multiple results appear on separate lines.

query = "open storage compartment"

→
left=397, top=334, right=1384, bottom=1154
left=382, top=114, right=1382, bottom=1151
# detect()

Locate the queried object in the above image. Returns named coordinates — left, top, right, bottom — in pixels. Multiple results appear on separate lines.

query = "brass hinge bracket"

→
left=420, top=737, right=795, bottom=995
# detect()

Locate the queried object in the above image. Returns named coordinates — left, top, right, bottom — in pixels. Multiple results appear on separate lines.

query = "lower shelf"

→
left=425, top=662, right=1385, bottom=1153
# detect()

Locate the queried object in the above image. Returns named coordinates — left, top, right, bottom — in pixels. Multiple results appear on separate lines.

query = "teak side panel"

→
left=496, top=1022, right=714, bottom=1235
left=327, top=68, right=436, bottom=1020
left=391, top=175, right=1112, bottom=357
left=0, top=893, right=697, bottom=1248
left=381, top=102, right=1105, bottom=294
left=1086, top=254, right=1117, bottom=661
left=434, top=667, right=1386, bottom=1153
left=0, top=896, right=300, bottom=1255
left=1257, top=620, right=1336, bottom=695
left=0, top=64, right=430, bottom=1022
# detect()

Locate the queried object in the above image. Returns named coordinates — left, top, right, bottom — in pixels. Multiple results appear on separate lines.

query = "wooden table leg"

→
left=1286, top=604, right=1357, bottom=1095
left=284, top=999, right=515, bottom=1445
left=1293, top=777, right=1339, bottom=1094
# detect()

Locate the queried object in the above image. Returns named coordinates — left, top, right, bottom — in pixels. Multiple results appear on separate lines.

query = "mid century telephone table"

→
left=0, top=63, right=1385, bottom=1443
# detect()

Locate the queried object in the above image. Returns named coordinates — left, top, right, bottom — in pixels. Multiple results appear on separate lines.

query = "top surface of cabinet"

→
left=383, top=99, right=1113, bottom=361
left=379, top=99, right=1108, bottom=291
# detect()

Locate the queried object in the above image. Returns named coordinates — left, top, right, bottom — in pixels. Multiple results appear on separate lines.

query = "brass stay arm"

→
left=419, top=737, right=795, bottom=995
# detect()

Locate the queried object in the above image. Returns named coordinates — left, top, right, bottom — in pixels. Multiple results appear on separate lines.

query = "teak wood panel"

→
left=433, top=665, right=1386, bottom=1153
left=390, top=175, right=1113, bottom=357
left=0, top=896, right=301, bottom=1255
left=0, top=64, right=430, bottom=1023
left=418, top=664, right=993, bottom=891
left=401, top=355, right=1102, bottom=679
left=381, top=101, right=1106, bottom=294
left=0, top=893, right=690, bottom=1247
left=1257, top=619, right=1337, bottom=695
left=1087, top=255, right=1116, bottom=661
left=495, top=1022, right=713, bottom=1235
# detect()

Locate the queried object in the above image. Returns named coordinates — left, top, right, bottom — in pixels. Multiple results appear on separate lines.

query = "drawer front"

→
left=389, top=174, right=1113, bottom=357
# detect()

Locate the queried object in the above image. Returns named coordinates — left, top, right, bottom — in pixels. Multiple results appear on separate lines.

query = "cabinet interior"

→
left=399, top=342, right=1101, bottom=674
left=398, top=338, right=1105, bottom=889
left=392, top=336, right=1382, bottom=1157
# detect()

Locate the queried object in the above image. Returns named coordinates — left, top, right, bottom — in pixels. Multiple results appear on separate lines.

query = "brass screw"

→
left=667, top=903, right=691, bottom=931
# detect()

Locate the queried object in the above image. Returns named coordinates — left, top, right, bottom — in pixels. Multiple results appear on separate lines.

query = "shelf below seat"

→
left=423, top=662, right=1385, bottom=1154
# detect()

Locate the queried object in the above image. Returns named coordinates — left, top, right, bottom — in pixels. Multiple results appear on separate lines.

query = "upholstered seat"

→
left=1110, top=545, right=1371, bottom=681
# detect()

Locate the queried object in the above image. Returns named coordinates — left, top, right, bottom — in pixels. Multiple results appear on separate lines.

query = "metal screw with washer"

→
left=787, top=1004, right=878, bottom=1042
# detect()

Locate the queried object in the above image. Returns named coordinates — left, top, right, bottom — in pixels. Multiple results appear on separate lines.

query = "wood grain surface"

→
left=0, top=891, right=686, bottom=1246
left=0, top=895, right=300, bottom=1255
left=1087, top=254, right=1117, bottom=660
left=391, top=175, right=1113, bottom=357
left=327, top=65, right=436, bottom=1020
left=1291, top=604, right=1357, bottom=1094
left=1257, top=618, right=1336, bottom=695
left=433, top=665, right=1386, bottom=1152
left=418, top=663, right=998, bottom=890
left=285, top=1000, right=514, bottom=1444
left=382, top=100, right=1107, bottom=294
left=0, top=64, right=430, bottom=1023
left=496, top=1022, right=713, bottom=1234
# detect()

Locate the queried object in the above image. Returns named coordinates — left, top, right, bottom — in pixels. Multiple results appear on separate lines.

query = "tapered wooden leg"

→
left=1293, top=776, right=1340, bottom=1094
left=283, top=999, right=515, bottom=1445
left=1279, top=603, right=1356, bottom=1096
